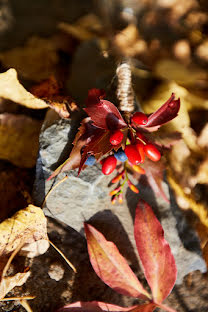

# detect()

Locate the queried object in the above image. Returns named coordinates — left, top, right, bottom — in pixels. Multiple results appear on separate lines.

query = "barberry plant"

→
left=57, top=200, right=177, bottom=312
left=48, top=89, right=180, bottom=203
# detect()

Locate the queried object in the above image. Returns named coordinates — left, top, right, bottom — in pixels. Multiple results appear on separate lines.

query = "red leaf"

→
left=134, top=200, right=177, bottom=303
left=57, top=301, right=136, bottom=312
left=129, top=303, right=156, bottom=312
left=85, top=95, right=127, bottom=130
left=154, top=303, right=177, bottom=312
left=145, top=94, right=180, bottom=128
left=85, top=223, right=151, bottom=299
left=142, top=159, right=169, bottom=203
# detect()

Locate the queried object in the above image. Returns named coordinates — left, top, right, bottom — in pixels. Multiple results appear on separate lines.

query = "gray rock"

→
left=33, top=112, right=206, bottom=286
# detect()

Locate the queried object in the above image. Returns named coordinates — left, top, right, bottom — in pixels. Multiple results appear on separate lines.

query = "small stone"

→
left=48, top=262, right=65, bottom=281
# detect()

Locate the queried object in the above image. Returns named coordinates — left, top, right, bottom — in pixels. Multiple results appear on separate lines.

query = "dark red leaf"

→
left=145, top=94, right=180, bottom=128
left=85, top=223, right=151, bottom=299
left=85, top=97, right=127, bottom=130
left=57, top=301, right=137, bottom=312
left=134, top=200, right=177, bottom=303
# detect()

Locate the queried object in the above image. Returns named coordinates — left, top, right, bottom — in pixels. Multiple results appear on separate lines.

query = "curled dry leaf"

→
left=0, top=69, right=48, bottom=109
left=0, top=271, right=31, bottom=300
left=0, top=113, right=42, bottom=168
left=134, top=201, right=177, bottom=303
left=84, top=223, right=150, bottom=299
left=30, top=76, right=79, bottom=119
left=0, top=204, right=49, bottom=258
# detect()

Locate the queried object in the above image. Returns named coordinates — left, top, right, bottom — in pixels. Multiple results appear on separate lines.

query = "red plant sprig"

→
left=48, top=89, right=180, bottom=201
left=57, top=200, right=177, bottom=312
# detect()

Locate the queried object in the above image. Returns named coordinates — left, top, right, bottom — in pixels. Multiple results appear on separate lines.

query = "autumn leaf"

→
left=85, top=89, right=127, bottom=130
left=0, top=69, right=48, bottom=109
left=57, top=301, right=137, bottom=312
left=134, top=200, right=177, bottom=304
left=30, top=76, right=79, bottom=118
left=145, top=93, right=180, bottom=129
left=0, top=271, right=30, bottom=299
left=0, top=205, right=49, bottom=259
left=84, top=223, right=151, bottom=299
left=0, top=113, right=42, bottom=168
left=129, top=303, right=156, bottom=312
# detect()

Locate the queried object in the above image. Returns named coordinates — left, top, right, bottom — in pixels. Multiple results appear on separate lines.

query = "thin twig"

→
left=2, top=242, right=25, bottom=278
left=19, top=299, right=33, bottom=312
left=0, top=296, right=35, bottom=302
left=42, top=176, right=68, bottom=208
left=49, top=240, right=77, bottom=273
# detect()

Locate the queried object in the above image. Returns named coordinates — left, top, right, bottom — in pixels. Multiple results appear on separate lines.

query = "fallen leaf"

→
left=57, top=301, right=137, bottom=312
left=0, top=113, right=42, bottom=168
left=58, top=14, right=103, bottom=41
left=0, top=37, right=58, bottom=82
left=0, top=69, right=48, bottom=109
left=129, top=303, right=156, bottom=312
left=30, top=76, right=79, bottom=118
left=134, top=200, right=177, bottom=303
left=84, top=223, right=150, bottom=299
left=0, top=205, right=49, bottom=258
left=154, top=59, right=207, bottom=87
left=0, top=271, right=30, bottom=299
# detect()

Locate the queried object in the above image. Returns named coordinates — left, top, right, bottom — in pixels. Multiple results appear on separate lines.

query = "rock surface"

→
left=33, top=110, right=206, bottom=286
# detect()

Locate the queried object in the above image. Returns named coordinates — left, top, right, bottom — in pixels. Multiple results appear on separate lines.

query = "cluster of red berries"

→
left=85, top=111, right=162, bottom=204
left=100, top=112, right=161, bottom=175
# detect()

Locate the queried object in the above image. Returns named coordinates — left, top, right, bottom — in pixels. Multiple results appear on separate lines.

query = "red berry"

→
left=125, top=145, right=141, bottom=165
left=110, top=130, right=124, bottom=145
left=132, top=112, right=148, bottom=125
left=144, top=143, right=161, bottom=162
left=135, top=142, right=145, bottom=163
left=102, top=156, right=117, bottom=175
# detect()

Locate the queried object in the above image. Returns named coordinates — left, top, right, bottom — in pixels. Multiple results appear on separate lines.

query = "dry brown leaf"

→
left=198, top=123, right=208, bottom=149
left=0, top=37, right=58, bottom=82
left=141, top=81, right=208, bottom=151
left=0, top=113, right=42, bottom=168
left=154, top=59, right=207, bottom=86
left=113, top=24, right=147, bottom=57
left=0, top=271, right=30, bottom=299
left=0, top=205, right=49, bottom=257
left=0, top=69, right=48, bottom=109
left=58, top=14, right=103, bottom=41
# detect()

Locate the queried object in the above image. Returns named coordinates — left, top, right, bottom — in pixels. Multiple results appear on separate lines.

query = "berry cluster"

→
left=84, top=111, right=162, bottom=203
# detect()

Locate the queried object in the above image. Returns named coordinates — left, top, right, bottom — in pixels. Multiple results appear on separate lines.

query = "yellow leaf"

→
left=0, top=272, right=30, bottom=299
left=0, top=69, right=48, bottom=109
left=0, top=113, right=42, bottom=167
left=0, top=205, right=49, bottom=257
